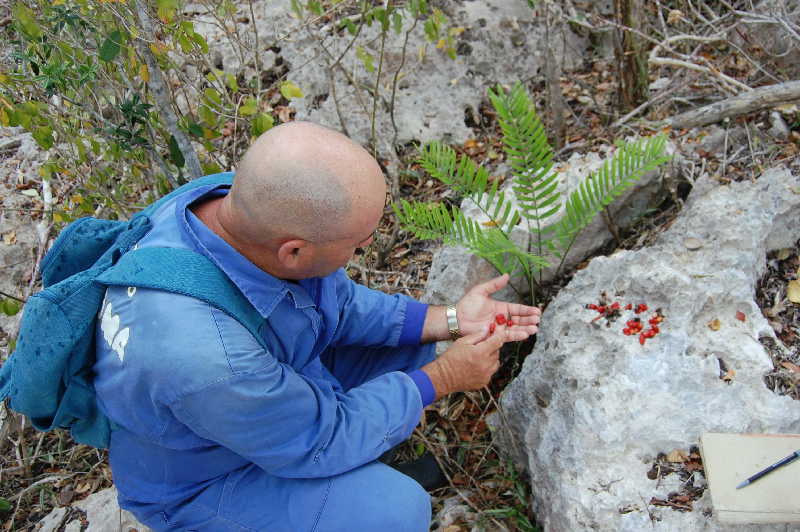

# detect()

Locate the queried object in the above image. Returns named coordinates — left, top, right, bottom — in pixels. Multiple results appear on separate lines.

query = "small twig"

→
left=0, top=290, right=25, bottom=303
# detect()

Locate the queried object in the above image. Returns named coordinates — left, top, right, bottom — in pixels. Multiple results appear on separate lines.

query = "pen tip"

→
left=736, top=480, right=748, bottom=489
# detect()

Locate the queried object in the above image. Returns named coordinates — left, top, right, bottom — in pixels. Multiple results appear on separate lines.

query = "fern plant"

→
left=393, top=82, right=671, bottom=305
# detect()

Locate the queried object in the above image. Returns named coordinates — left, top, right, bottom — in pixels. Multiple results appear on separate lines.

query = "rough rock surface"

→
left=36, top=487, right=150, bottom=532
left=190, top=0, right=587, bottom=152
left=492, top=166, right=800, bottom=531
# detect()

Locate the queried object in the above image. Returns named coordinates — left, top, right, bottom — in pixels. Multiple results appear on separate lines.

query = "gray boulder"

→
left=492, top=166, right=800, bottom=531
left=36, top=487, right=150, bottom=532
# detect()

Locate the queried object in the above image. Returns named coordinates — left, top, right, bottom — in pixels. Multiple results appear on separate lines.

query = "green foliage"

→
left=0, top=0, right=278, bottom=220
left=481, top=461, right=541, bottom=532
left=394, top=82, right=671, bottom=303
left=0, top=298, right=22, bottom=317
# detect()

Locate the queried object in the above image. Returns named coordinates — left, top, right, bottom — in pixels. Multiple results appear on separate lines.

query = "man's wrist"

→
left=420, top=305, right=452, bottom=343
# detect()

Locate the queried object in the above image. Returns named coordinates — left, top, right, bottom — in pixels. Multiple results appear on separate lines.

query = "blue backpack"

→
left=0, top=172, right=266, bottom=448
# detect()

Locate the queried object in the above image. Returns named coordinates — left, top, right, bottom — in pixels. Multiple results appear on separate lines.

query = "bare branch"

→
left=663, top=80, right=800, bottom=129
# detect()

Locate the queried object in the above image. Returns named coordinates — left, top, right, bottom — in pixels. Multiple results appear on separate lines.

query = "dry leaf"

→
left=443, top=526, right=463, bottom=532
left=722, top=369, right=736, bottom=382
left=666, top=449, right=688, bottom=463
left=735, top=310, right=746, bottom=322
left=781, top=361, right=800, bottom=373
left=481, top=220, right=499, bottom=227
left=708, top=318, right=721, bottom=331
left=776, top=248, right=792, bottom=260
left=2, top=232, right=16, bottom=245
left=667, top=9, right=683, bottom=24
left=788, top=280, right=800, bottom=304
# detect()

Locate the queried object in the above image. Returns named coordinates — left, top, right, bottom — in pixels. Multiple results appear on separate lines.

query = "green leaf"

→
left=188, top=123, right=204, bottom=137
left=392, top=12, right=403, bottom=34
left=307, top=0, right=323, bottom=15
left=99, top=30, right=123, bottom=62
left=203, top=88, right=223, bottom=107
left=1, top=299, right=21, bottom=316
left=341, top=18, right=357, bottom=35
left=290, top=0, right=304, bottom=18
left=239, top=97, right=258, bottom=116
left=0, top=496, right=11, bottom=512
left=251, top=112, right=274, bottom=137
left=167, top=135, right=185, bottom=168
left=13, top=2, right=42, bottom=40
left=225, top=73, right=239, bottom=92
left=355, top=46, right=375, bottom=73
left=280, top=81, right=304, bottom=100
left=156, top=0, right=179, bottom=23
left=32, top=126, right=54, bottom=149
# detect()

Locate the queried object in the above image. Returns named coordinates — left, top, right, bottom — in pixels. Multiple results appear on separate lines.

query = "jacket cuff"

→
left=405, top=369, right=435, bottom=407
left=398, top=300, right=428, bottom=345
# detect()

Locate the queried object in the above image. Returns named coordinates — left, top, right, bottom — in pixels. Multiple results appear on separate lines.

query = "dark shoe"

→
left=384, top=451, right=448, bottom=491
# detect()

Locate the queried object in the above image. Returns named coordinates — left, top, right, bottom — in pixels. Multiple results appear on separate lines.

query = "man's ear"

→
left=276, top=238, right=311, bottom=269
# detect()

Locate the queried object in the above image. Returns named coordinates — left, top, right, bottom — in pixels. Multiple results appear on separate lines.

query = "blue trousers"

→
left=124, top=343, right=436, bottom=532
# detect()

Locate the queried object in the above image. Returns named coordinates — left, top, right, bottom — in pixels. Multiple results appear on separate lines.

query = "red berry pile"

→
left=586, top=295, right=665, bottom=346
left=489, top=313, right=514, bottom=334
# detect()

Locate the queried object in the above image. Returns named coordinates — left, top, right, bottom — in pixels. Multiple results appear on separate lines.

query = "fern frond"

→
left=488, top=83, right=560, bottom=225
left=392, top=200, right=546, bottom=276
left=418, top=141, right=521, bottom=235
left=552, top=134, right=671, bottom=250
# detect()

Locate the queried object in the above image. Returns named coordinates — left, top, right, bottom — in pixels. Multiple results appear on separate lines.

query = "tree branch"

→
left=133, top=1, right=203, bottom=181
left=662, top=80, right=800, bottom=129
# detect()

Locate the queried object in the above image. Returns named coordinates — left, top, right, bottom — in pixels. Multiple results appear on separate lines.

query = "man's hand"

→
left=456, top=274, right=541, bottom=342
left=420, top=326, right=508, bottom=400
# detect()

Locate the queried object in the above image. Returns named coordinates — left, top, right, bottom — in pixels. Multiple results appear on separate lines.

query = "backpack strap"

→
left=96, top=247, right=266, bottom=347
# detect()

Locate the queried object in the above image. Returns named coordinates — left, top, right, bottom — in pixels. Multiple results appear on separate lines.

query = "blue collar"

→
left=174, top=184, right=315, bottom=318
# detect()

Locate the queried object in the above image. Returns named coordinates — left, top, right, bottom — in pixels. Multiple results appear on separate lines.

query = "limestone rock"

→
left=492, top=166, right=800, bottom=531
left=34, top=506, right=67, bottom=532
left=189, top=0, right=588, bottom=149
left=37, top=487, right=151, bottom=532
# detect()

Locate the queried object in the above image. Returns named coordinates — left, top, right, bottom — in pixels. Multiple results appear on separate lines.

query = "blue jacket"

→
left=93, top=183, right=433, bottom=505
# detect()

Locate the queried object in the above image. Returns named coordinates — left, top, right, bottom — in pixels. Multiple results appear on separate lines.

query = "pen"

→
left=736, top=449, right=800, bottom=489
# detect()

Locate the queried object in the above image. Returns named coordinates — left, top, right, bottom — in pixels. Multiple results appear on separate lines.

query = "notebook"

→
left=700, top=432, right=800, bottom=524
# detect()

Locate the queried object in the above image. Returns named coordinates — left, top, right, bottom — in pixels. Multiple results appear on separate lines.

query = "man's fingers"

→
left=473, top=273, right=509, bottom=297
left=506, top=303, right=542, bottom=318
left=506, top=326, right=538, bottom=342
left=479, top=326, right=510, bottom=351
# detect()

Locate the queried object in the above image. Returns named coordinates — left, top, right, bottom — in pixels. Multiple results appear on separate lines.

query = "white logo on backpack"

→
left=100, top=297, right=130, bottom=362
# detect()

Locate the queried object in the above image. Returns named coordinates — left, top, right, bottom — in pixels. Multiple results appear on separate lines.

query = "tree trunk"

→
left=613, top=0, right=649, bottom=111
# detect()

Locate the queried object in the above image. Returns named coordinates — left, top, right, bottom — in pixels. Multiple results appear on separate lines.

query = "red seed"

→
left=625, top=303, right=632, bottom=310
left=507, top=320, right=514, bottom=327
left=597, top=306, right=606, bottom=314
left=587, top=303, right=598, bottom=310
left=639, top=333, right=646, bottom=345
left=622, top=328, right=631, bottom=335
left=489, top=322, right=496, bottom=334
left=611, top=302, right=620, bottom=310
left=652, top=325, right=660, bottom=334
left=495, top=314, right=506, bottom=325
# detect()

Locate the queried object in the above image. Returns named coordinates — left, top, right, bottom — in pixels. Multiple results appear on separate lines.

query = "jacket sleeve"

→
left=169, top=307, right=424, bottom=479
left=331, top=269, right=428, bottom=347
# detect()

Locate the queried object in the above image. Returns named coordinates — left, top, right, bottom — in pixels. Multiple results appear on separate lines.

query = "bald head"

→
left=228, top=122, right=386, bottom=244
